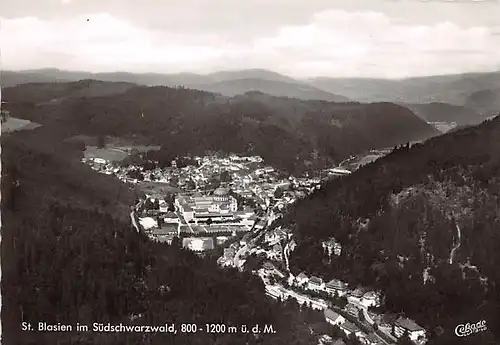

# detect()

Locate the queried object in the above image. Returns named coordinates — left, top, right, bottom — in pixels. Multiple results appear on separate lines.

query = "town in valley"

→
left=84, top=149, right=426, bottom=345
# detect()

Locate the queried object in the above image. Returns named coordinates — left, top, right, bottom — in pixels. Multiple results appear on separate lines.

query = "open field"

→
left=67, top=135, right=161, bottom=161
left=84, top=146, right=129, bottom=161
left=114, top=144, right=161, bottom=153
left=1, top=117, right=41, bottom=133
left=137, top=181, right=181, bottom=196
left=356, top=154, right=384, bottom=167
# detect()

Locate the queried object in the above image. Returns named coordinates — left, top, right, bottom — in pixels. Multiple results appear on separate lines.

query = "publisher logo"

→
left=454, top=320, right=488, bottom=337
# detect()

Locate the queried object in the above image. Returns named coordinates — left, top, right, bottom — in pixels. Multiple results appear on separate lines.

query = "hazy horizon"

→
left=4, top=66, right=500, bottom=81
left=2, top=0, right=500, bottom=79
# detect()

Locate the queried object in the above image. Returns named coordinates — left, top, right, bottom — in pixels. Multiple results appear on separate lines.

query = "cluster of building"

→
left=323, top=308, right=427, bottom=345
left=292, top=273, right=379, bottom=307
left=84, top=150, right=429, bottom=345
left=261, top=262, right=427, bottom=345
left=176, top=187, right=240, bottom=222
left=429, top=121, right=457, bottom=133
left=265, top=284, right=328, bottom=310
left=322, top=238, right=342, bottom=257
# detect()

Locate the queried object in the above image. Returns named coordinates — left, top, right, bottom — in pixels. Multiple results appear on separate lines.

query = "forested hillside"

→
left=3, top=81, right=438, bottom=174
left=1, top=130, right=319, bottom=345
left=188, top=78, right=350, bottom=102
left=400, top=102, right=485, bottom=126
left=280, top=115, right=500, bottom=345
left=308, top=71, right=500, bottom=112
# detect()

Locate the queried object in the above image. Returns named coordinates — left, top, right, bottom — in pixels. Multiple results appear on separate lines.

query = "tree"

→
left=157, top=216, right=164, bottom=227
left=220, top=170, right=231, bottom=183
left=153, top=199, right=160, bottom=210
left=97, top=135, right=106, bottom=149
left=358, top=309, right=365, bottom=322
left=333, top=296, right=348, bottom=309
left=169, top=176, right=179, bottom=187
left=127, top=169, right=144, bottom=181
left=186, top=179, right=196, bottom=190
left=207, top=218, right=213, bottom=226
left=346, top=333, right=363, bottom=345
left=274, top=187, right=284, bottom=199
left=1, top=109, right=9, bottom=123
left=171, top=236, right=182, bottom=249
left=144, top=198, right=154, bottom=210
left=396, top=331, right=414, bottom=345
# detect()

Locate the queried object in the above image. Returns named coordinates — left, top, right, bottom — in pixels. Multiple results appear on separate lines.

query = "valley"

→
left=2, top=69, right=499, bottom=345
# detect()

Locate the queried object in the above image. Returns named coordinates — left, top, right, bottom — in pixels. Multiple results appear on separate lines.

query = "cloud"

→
left=1, top=8, right=499, bottom=78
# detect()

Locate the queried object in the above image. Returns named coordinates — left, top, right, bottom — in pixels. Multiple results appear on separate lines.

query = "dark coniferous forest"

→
left=2, top=79, right=499, bottom=345
left=1, top=130, right=318, bottom=345
left=280, top=115, right=500, bottom=345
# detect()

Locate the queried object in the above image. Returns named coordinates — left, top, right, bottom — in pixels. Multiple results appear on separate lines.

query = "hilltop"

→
left=2, top=81, right=438, bottom=174
left=279, top=115, right=500, bottom=344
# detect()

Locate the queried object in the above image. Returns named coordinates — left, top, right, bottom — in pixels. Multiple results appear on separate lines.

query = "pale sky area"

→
left=1, top=0, right=500, bottom=78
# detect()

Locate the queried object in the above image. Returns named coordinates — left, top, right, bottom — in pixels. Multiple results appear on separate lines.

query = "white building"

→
left=322, top=238, right=342, bottom=256
left=175, top=187, right=238, bottom=222
left=159, top=200, right=170, bottom=213
left=347, top=287, right=367, bottom=305
left=393, top=317, right=426, bottom=342
left=324, top=309, right=345, bottom=326
left=163, top=212, right=179, bottom=224
left=325, top=279, right=348, bottom=296
left=138, top=217, right=158, bottom=230
left=307, top=276, right=325, bottom=291
left=339, top=321, right=363, bottom=337
left=296, top=272, right=309, bottom=286
left=360, top=291, right=381, bottom=308
left=182, top=237, right=215, bottom=252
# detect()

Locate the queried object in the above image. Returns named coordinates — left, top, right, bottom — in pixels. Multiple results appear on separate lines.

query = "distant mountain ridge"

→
left=308, top=71, right=500, bottom=116
left=4, top=68, right=497, bottom=131
left=1, top=69, right=349, bottom=103
left=189, top=78, right=350, bottom=102
left=4, top=69, right=499, bottom=115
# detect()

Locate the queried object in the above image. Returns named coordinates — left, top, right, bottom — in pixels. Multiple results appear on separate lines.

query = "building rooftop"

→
left=324, top=308, right=341, bottom=321
left=150, top=225, right=177, bottom=235
left=395, top=317, right=424, bottom=332
left=297, top=272, right=308, bottom=280
left=365, top=333, right=380, bottom=343
left=363, top=291, right=378, bottom=299
left=350, top=287, right=366, bottom=298
left=309, top=276, right=323, bottom=284
left=340, top=321, right=360, bottom=333
left=346, top=303, right=359, bottom=313
left=182, top=237, right=214, bottom=251
left=214, top=187, right=229, bottom=196
left=326, top=279, right=346, bottom=290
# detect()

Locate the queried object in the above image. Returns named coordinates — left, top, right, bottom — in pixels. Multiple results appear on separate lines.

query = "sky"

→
left=1, top=0, right=500, bottom=78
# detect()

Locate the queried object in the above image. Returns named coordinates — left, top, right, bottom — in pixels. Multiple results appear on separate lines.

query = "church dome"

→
left=214, top=187, right=229, bottom=196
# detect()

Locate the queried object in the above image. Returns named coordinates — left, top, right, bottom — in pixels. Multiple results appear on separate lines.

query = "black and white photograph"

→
left=1, top=0, right=500, bottom=344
